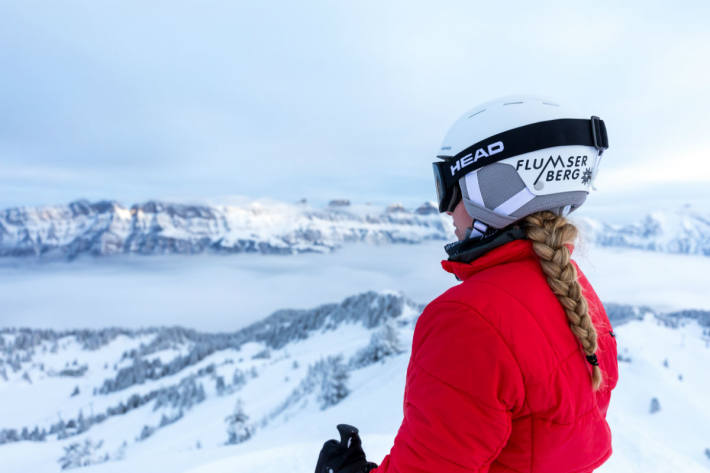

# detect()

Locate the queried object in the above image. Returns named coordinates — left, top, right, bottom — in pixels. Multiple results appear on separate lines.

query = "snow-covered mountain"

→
left=576, top=205, right=710, bottom=257
left=1, top=199, right=709, bottom=260
left=0, top=199, right=449, bottom=260
left=1, top=291, right=709, bottom=472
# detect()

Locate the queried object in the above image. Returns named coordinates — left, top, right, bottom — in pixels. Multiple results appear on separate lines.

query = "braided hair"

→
left=522, top=210, right=603, bottom=391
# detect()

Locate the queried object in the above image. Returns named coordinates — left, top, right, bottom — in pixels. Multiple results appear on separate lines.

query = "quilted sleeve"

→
left=371, top=300, right=526, bottom=473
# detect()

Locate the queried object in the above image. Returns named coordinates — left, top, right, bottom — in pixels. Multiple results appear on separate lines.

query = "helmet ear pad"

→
left=459, top=163, right=588, bottom=229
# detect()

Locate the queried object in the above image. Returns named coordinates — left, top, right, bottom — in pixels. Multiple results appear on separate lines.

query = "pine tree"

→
left=316, top=355, right=349, bottom=410
left=350, top=323, right=404, bottom=368
left=225, top=399, right=253, bottom=445
left=58, top=438, right=105, bottom=470
left=232, top=368, right=246, bottom=388
left=215, top=375, right=226, bottom=395
left=77, top=409, right=88, bottom=434
left=137, top=424, right=155, bottom=441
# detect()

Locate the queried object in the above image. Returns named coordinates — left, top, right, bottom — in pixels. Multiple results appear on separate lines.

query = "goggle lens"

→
left=432, top=161, right=461, bottom=213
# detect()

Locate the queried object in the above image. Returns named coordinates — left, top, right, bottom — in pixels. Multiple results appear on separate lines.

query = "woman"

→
left=316, top=96, right=619, bottom=473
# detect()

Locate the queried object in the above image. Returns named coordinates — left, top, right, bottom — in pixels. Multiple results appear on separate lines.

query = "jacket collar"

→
left=444, top=224, right=527, bottom=263
left=441, top=238, right=574, bottom=281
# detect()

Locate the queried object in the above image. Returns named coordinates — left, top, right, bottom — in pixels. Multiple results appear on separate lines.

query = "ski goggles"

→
left=433, top=160, right=461, bottom=213
left=432, top=117, right=608, bottom=213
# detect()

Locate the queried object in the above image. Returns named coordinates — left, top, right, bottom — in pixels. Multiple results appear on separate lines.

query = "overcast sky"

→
left=1, top=0, right=709, bottom=210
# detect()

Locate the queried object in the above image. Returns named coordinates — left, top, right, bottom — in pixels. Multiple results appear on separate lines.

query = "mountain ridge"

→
left=1, top=198, right=709, bottom=260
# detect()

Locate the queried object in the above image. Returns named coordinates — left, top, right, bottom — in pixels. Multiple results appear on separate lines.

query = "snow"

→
left=2, top=207, right=710, bottom=472
left=0, top=296, right=708, bottom=472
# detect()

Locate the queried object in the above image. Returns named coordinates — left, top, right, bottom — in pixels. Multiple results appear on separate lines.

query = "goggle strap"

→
left=436, top=117, right=608, bottom=190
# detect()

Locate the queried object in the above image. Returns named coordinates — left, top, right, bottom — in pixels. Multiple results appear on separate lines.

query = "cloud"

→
left=598, top=147, right=710, bottom=191
left=0, top=0, right=708, bottom=209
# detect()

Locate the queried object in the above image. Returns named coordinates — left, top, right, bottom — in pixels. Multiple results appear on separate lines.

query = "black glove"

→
left=315, top=424, right=378, bottom=473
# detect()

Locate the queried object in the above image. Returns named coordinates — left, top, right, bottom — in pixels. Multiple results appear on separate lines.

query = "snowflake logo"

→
left=581, top=167, right=593, bottom=185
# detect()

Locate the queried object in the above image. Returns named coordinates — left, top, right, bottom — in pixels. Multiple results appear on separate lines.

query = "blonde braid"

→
left=522, top=210, right=603, bottom=391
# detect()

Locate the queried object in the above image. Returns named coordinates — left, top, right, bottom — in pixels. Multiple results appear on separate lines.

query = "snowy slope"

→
left=1, top=292, right=709, bottom=472
left=1, top=198, right=710, bottom=260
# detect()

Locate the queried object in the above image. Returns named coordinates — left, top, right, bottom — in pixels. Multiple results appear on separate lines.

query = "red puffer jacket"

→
left=371, top=238, right=618, bottom=473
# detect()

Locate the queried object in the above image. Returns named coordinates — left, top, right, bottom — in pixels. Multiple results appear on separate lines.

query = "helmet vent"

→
left=543, top=101, right=560, bottom=106
left=503, top=101, right=524, bottom=105
left=467, top=109, right=486, bottom=118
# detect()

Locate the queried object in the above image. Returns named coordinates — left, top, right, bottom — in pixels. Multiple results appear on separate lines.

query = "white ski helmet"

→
left=433, top=95, right=608, bottom=233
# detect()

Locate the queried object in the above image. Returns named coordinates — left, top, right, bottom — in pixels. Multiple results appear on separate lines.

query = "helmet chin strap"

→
left=464, top=219, right=491, bottom=240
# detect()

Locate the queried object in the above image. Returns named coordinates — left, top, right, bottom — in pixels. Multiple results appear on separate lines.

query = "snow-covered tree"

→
left=315, top=355, right=350, bottom=410
left=159, top=411, right=183, bottom=427
left=0, top=428, right=19, bottom=444
left=58, top=438, right=107, bottom=470
left=153, top=377, right=206, bottom=411
left=215, top=375, right=226, bottom=395
left=137, top=424, right=156, bottom=441
left=232, top=368, right=247, bottom=387
left=349, top=323, right=404, bottom=368
left=112, top=441, right=127, bottom=461
left=225, top=398, right=254, bottom=445
left=76, top=409, right=88, bottom=434
left=252, top=348, right=271, bottom=359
